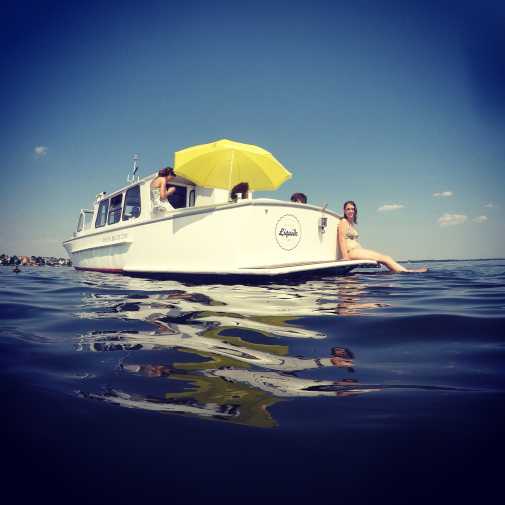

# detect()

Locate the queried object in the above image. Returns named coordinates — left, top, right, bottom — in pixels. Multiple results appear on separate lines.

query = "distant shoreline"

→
left=1, top=253, right=71, bottom=267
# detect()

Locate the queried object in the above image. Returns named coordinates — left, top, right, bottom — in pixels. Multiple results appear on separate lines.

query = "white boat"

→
left=63, top=158, right=376, bottom=278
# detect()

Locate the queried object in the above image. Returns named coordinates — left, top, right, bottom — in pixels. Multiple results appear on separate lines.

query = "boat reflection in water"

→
left=76, top=274, right=387, bottom=427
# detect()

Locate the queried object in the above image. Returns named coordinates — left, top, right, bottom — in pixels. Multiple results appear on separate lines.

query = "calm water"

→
left=2, top=261, right=505, bottom=504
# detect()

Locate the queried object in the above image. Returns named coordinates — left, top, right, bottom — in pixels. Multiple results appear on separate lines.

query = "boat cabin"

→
left=74, top=173, right=252, bottom=237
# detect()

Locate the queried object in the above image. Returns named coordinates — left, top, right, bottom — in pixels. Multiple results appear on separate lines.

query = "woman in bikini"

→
left=338, top=200, right=427, bottom=273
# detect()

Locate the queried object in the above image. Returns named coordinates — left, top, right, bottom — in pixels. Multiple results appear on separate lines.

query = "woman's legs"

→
left=347, top=248, right=408, bottom=272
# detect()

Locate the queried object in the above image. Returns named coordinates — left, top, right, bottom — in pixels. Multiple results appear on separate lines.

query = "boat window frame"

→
left=108, top=193, right=123, bottom=225
left=76, top=213, right=84, bottom=232
left=83, top=210, right=94, bottom=229
left=122, top=184, right=141, bottom=221
left=77, top=210, right=94, bottom=232
left=188, top=189, right=196, bottom=207
left=95, top=199, right=110, bottom=228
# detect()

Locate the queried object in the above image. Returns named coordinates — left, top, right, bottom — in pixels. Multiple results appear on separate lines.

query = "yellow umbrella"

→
left=173, top=139, right=292, bottom=190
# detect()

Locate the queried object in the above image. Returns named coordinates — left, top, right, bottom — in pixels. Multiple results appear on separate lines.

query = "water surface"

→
left=2, top=260, right=504, bottom=503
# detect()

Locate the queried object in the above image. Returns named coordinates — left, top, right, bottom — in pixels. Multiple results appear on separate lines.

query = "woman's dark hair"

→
left=158, top=167, right=175, bottom=177
left=290, top=192, right=307, bottom=203
left=343, top=200, right=358, bottom=224
left=231, top=182, right=249, bottom=201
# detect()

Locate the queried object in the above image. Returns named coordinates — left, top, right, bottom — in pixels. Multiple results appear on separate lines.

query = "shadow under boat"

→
left=121, top=260, right=380, bottom=285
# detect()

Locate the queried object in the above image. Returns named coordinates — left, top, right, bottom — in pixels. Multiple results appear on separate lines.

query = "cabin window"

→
left=188, top=189, right=196, bottom=207
left=78, top=211, right=93, bottom=231
left=108, top=194, right=123, bottom=225
left=168, top=185, right=187, bottom=209
left=123, top=185, right=141, bottom=221
left=95, top=200, right=109, bottom=228
left=83, top=210, right=93, bottom=229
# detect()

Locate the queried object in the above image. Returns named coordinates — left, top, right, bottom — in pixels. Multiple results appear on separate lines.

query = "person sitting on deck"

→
left=290, top=192, right=307, bottom=204
left=151, top=167, right=176, bottom=211
left=337, top=200, right=428, bottom=273
left=230, top=182, right=249, bottom=202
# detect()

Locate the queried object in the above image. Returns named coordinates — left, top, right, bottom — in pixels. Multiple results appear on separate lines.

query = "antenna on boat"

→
left=127, top=154, right=140, bottom=183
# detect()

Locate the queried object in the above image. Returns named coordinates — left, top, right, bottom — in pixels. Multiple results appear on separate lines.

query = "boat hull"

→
left=64, top=199, right=377, bottom=277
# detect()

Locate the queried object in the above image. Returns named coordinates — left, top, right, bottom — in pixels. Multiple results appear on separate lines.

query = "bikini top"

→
left=344, top=221, right=359, bottom=240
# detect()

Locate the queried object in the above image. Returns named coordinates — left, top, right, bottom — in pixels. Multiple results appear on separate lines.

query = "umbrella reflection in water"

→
left=75, top=276, right=385, bottom=427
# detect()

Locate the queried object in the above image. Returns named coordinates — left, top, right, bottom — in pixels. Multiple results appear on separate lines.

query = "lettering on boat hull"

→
left=275, top=214, right=301, bottom=251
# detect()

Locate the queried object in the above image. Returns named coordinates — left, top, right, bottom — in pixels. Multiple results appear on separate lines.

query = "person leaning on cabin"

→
left=151, top=167, right=176, bottom=209
left=230, top=182, right=249, bottom=202
left=337, top=200, right=428, bottom=273
left=290, top=192, right=307, bottom=203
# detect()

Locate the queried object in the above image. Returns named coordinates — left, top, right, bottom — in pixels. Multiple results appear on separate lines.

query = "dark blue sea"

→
left=2, top=260, right=504, bottom=504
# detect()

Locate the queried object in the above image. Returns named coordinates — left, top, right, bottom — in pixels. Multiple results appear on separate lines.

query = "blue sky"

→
left=1, top=0, right=504, bottom=260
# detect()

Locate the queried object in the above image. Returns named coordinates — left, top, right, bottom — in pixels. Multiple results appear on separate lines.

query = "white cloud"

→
left=484, top=202, right=497, bottom=208
left=377, top=203, right=405, bottom=212
left=433, top=191, right=453, bottom=198
left=438, top=213, right=467, bottom=227
left=472, top=215, right=488, bottom=224
left=34, top=145, right=48, bottom=158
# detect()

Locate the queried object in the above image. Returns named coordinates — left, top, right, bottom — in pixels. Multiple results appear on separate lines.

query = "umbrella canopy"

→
left=173, top=139, right=292, bottom=191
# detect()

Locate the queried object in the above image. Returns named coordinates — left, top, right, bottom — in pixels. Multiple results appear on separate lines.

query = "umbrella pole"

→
left=228, top=150, right=234, bottom=191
